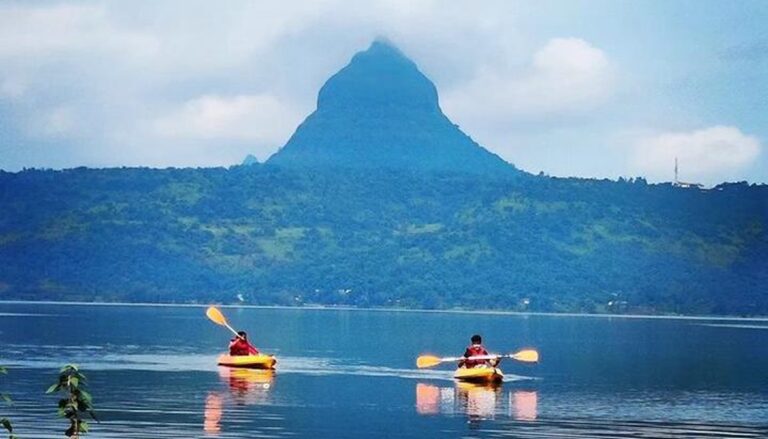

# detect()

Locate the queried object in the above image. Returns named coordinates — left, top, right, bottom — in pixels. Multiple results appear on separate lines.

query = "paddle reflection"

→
left=512, top=390, right=538, bottom=421
left=416, top=382, right=538, bottom=422
left=203, top=392, right=223, bottom=436
left=416, top=383, right=441, bottom=415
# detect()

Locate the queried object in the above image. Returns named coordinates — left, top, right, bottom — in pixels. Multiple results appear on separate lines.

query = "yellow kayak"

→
left=217, top=353, right=277, bottom=369
left=453, top=366, right=503, bottom=383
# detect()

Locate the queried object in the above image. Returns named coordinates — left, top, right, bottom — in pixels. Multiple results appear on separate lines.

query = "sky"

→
left=0, top=0, right=766, bottom=185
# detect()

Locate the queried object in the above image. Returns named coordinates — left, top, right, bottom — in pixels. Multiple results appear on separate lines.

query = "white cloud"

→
left=46, top=107, right=76, bottom=136
left=0, top=77, right=25, bottom=99
left=632, top=126, right=761, bottom=183
left=154, top=94, right=301, bottom=144
left=443, top=38, right=614, bottom=125
left=25, top=106, right=79, bottom=139
left=0, top=4, right=158, bottom=60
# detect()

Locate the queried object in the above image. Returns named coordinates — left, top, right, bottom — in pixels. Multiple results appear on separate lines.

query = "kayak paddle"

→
left=206, top=306, right=240, bottom=337
left=206, top=306, right=259, bottom=352
left=416, top=349, right=539, bottom=368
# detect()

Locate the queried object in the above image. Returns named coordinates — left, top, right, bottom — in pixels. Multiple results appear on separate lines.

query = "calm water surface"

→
left=1, top=303, right=767, bottom=438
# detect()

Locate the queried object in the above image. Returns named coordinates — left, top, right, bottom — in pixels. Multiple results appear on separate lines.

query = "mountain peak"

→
left=316, top=40, right=438, bottom=114
left=267, top=40, right=515, bottom=175
left=241, top=154, right=259, bottom=166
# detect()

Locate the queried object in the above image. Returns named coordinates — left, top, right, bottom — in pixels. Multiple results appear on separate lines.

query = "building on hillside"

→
left=673, top=157, right=704, bottom=189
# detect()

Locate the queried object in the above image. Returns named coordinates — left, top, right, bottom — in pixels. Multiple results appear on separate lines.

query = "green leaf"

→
left=0, top=366, right=7, bottom=374
left=46, top=383, right=60, bottom=394
left=1, top=393, right=12, bottom=404
left=69, top=376, right=79, bottom=388
left=79, top=420, right=89, bottom=432
left=0, top=417, right=12, bottom=432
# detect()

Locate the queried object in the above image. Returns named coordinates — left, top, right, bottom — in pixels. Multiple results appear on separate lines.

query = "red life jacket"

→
left=463, top=344, right=489, bottom=368
left=229, top=338, right=259, bottom=356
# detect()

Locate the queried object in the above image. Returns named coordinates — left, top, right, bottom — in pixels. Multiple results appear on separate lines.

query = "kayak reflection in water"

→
left=218, top=367, right=274, bottom=405
left=457, top=382, right=502, bottom=426
left=458, top=334, right=499, bottom=368
left=415, top=383, right=538, bottom=423
left=229, top=331, right=259, bottom=356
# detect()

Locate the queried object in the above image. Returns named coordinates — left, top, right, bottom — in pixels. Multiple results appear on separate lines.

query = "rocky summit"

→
left=266, top=41, right=515, bottom=174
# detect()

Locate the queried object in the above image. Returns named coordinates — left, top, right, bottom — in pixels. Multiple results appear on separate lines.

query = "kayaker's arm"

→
left=458, top=348, right=472, bottom=368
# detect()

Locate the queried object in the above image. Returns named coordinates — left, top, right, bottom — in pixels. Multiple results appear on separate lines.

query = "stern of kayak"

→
left=453, top=366, right=503, bottom=384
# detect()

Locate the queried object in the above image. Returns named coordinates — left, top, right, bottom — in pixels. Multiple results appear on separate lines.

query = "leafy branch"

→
left=46, top=365, right=97, bottom=438
left=0, top=366, right=16, bottom=439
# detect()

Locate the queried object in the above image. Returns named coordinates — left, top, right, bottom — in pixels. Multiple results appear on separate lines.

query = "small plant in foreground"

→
left=46, top=365, right=97, bottom=438
left=0, top=366, right=17, bottom=439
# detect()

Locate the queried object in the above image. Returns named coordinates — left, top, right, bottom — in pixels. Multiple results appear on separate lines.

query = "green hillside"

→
left=1, top=166, right=765, bottom=315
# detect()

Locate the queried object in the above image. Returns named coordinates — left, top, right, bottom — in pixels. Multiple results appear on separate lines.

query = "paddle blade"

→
left=206, top=306, right=228, bottom=326
left=416, top=355, right=442, bottom=369
left=511, top=349, right=539, bottom=363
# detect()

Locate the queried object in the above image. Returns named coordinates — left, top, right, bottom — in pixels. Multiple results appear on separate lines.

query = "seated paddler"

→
left=228, top=331, right=259, bottom=356
left=458, top=334, right=499, bottom=368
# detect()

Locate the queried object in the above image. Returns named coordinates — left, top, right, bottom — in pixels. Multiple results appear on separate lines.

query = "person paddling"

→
left=458, top=334, right=499, bottom=368
left=229, top=331, right=259, bottom=356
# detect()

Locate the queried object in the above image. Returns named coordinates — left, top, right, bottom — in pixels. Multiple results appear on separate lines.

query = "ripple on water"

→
left=698, top=323, right=768, bottom=330
left=0, top=312, right=59, bottom=317
left=483, top=417, right=768, bottom=438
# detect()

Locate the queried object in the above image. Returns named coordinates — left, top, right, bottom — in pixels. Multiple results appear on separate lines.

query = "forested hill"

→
left=1, top=165, right=766, bottom=316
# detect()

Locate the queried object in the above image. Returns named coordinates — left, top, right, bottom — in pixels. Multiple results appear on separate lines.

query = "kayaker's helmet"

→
left=237, top=331, right=247, bottom=339
left=471, top=334, right=482, bottom=344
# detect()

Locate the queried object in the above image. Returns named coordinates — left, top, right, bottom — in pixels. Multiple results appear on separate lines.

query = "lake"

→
left=1, top=302, right=767, bottom=438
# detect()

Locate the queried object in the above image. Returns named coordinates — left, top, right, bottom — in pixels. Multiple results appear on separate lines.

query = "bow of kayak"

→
left=454, top=366, right=503, bottom=384
left=217, top=353, right=277, bottom=369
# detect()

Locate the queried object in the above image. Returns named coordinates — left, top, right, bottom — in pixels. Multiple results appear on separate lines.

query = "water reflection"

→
left=457, top=382, right=502, bottom=422
left=218, top=367, right=275, bottom=405
left=512, top=390, right=538, bottom=421
left=204, top=368, right=276, bottom=436
left=204, top=393, right=223, bottom=435
left=416, top=382, right=538, bottom=423
left=416, top=383, right=440, bottom=415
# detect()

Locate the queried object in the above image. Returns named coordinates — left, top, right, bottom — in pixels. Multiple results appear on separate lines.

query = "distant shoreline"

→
left=1, top=300, right=767, bottom=322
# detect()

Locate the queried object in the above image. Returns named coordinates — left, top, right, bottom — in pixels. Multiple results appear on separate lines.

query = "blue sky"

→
left=0, top=0, right=766, bottom=185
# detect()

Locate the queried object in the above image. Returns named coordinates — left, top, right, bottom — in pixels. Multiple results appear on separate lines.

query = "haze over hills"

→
left=267, top=41, right=514, bottom=175
left=0, top=41, right=766, bottom=315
